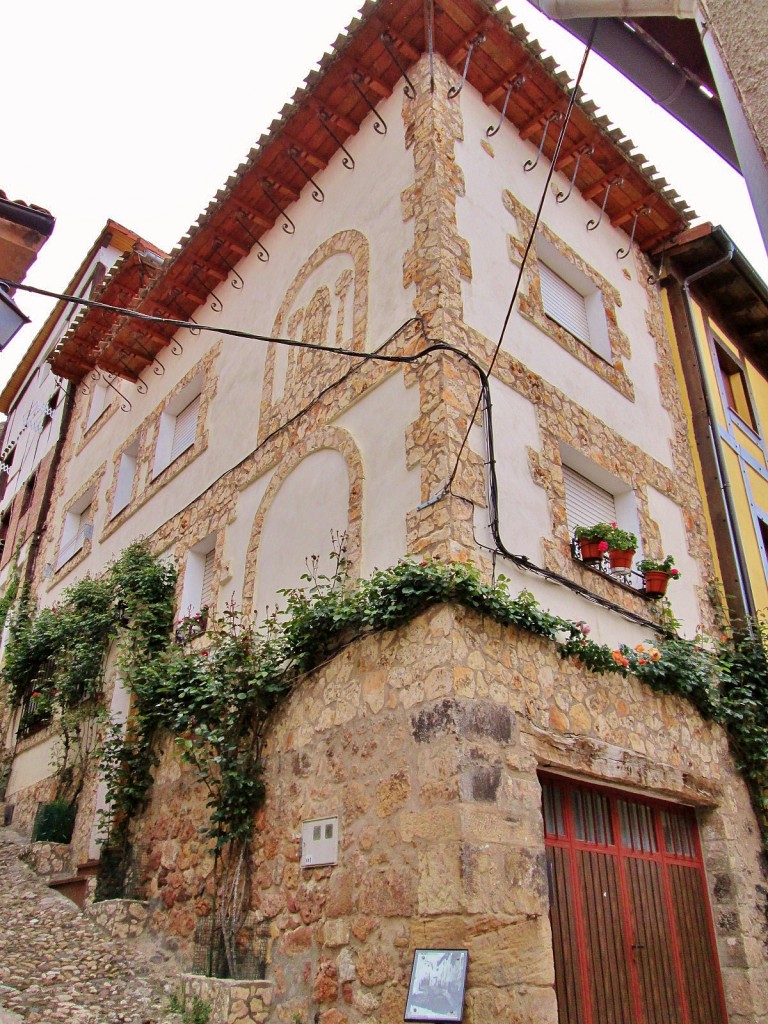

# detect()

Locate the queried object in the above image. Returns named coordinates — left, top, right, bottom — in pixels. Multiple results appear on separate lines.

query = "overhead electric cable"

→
left=444, top=23, right=596, bottom=494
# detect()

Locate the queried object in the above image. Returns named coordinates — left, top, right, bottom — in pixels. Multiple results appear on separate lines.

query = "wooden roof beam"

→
left=581, top=166, right=626, bottom=202
left=447, top=17, right=492, bottom=65
left=306, top=97, right=359, bottom=137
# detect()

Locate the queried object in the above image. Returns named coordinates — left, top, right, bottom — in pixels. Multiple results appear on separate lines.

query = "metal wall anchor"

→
left=617, top=206, right=651, bottom=259
left=556, top=145, right=593, bottom=204
left=318, top=111, right=355, bottom=170
left=262, top=181, right=296, bottom=234
left=486, top=74, right=526, bottom=137
left=235, top=211, right=270, bottom=263
left=587, top=177, right=623, bottom=231
left=524, top=111, right=563, bottom=172
left=287, top=147, right=324, bottom=203
left=447, top=33, right=485, bottom=100
left=380, top=32, right=417, bottom=99
left=351, top=72, right=388, bottom=135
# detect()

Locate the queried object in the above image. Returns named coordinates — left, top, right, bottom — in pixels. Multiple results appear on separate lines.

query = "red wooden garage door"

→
left=541, top=775, right=728, bottom=1024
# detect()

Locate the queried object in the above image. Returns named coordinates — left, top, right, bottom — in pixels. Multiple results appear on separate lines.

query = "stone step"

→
left=0, top=827, right=180, bottom=1024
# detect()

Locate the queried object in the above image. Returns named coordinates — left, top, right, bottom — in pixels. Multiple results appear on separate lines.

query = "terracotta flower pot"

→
left=643, top=570, right=670, bottom=597
left=578, top=539, right=606, bottom=562
left=609, top=547, right=635, bottom=574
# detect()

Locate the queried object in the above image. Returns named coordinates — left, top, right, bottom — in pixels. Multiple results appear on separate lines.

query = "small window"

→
left=179, top=535, right=216, bottom=618
left=0, top=510, right=10, bottom=555
left=540, top=262, right=591, bottom=344
left=200, top=548, right=215, bottom=609
left=153, top=377, right=202, bottom=478
left=57, top=490, right=94, bottom=569
left=86, top=379, right=110, bottom=429
left=715, top=343, right=757, bottom=432
left=112, top=442, right=139, bottom=516
left=563, top=465, right=616, bottom=537
left=20, top=475, right=35, bottom=517
left=170, top=394, right=200, bottom=463
left=538, top=237, right=611, bottom=362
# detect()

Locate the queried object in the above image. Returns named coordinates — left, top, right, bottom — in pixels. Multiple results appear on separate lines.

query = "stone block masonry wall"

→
left=127, top=605, right=768, bottom=1024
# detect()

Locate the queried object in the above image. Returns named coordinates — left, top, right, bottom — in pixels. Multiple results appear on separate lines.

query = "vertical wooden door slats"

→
left=541, top=777, right=728, bottom=1024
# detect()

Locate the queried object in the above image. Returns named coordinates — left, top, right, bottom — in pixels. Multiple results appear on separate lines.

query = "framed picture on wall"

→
left=404, top=949, right=469, bottom=1022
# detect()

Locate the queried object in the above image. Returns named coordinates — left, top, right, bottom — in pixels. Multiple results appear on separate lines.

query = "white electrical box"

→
left=301, top=816, right=339, bottom=868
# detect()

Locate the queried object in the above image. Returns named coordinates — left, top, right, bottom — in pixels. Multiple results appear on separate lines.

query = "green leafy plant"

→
left=31, top=798, right=77, bottom=843
left=574, top=521, right=637, bottom=552
left=167, top=992, right=211, bottom=1024
left=637, top=554, right=680, bottom=577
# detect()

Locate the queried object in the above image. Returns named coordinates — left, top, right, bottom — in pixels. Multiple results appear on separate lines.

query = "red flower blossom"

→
left=598, top=540, right=609, bottom=552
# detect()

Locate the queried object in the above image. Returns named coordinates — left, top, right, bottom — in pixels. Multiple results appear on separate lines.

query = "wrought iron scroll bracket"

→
left=425, top=0, right=435, bottom=93
left=617, top=206, right=651, bottom=259
left=647, top=253, right=666, bottom=287
left=190, top=267, right=224, bottom=312
left=556, top=146, right=593, bottom=204
left=262, top=181, right=296, bottom=235
left=116, top=352, right=149, bottom=394
left=351, top=72, right=388, bottom=135
left=586, top=177, right=623, bottom=231
left=102, top=372, right=132, bottom=412
left=213, top=238, right=245, bottom=289
left=287, top=147, right=325, bottom=204
left=318, top=111, right=355, bottom=170
left=524, top=111, right=563, bottom=172
left=380, top=33, right=417, bottom=99
left=131, top=336, right=166, bottom=376
left=168, top=291, right=197, bottom=338
left=486, top=74, right=526, bottom=138
left=448, top=33, right=485, bottom=100
left=235, top=211, right=270, bottom=262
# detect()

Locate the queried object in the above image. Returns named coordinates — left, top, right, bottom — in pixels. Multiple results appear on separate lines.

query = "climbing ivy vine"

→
left=3, top=541, right=768, bottom=885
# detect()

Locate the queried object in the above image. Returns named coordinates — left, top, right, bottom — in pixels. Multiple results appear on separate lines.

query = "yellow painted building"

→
left=660, top=223, right=768, bottom=620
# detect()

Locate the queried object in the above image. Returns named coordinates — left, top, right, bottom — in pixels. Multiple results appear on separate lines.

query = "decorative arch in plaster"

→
left=262, top=229, right=370, bottom=413
left=242, top=425, right=364, bottom=614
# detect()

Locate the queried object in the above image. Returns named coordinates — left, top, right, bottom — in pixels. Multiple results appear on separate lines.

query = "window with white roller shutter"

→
left=563, top=465, right=616, bottom=536
left=540, top=262, right=591, bottom=346
left=200, top=548, right=215, bottom=609
left=169, top=394, right=200, bottom=463
left=537, top=237, right=612, bottom=362
left=153, top=376, right=203, bottom=478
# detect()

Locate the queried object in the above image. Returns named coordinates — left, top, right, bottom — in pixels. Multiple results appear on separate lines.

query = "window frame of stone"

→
left=561, top=448, right=642, bottom=558
left=153, top=375, right=202, bottom=479
left=85, top=378, right=111, bottom=431
left=538, top=237, right=612, bottom=363
left=111, top=440, right=139, bottom=517
left=179, top=534, right=217, bottom=620
left=56, top=488, right=95, bottom=570
left=541, top=773, right=728, bottom=1024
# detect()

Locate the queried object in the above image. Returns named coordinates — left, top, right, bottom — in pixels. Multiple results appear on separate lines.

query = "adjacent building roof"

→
left=51, top=0, right=695, bottom=383
left=0, top=191, right=55, bottom=297
left=0, top=221, right=166, bottom=415
left=657, top=222, right=768, bottom=375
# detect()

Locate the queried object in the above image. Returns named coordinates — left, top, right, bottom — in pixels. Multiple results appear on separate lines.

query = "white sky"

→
left=2, top=0, right=766, bottom=394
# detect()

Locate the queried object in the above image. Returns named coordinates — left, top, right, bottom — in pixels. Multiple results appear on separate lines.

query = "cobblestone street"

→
left=0, top=828, right=178, bottom=1024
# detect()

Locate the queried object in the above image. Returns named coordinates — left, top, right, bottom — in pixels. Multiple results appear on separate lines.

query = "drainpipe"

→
left=678, top=245, right=757, bottom=620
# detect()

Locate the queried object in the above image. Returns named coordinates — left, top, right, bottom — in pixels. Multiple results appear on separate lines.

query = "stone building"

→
left=1, top=2, right=767, bottom=1023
